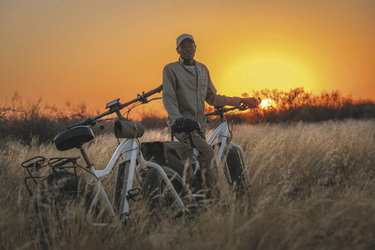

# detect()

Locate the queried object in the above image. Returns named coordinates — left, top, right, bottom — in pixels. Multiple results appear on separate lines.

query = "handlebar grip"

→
left=143, top=84, right=163, bottom=98
left=155, top=84, right=163, bottom=92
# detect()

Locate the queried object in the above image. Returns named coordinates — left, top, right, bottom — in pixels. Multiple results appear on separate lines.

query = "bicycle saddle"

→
left=171, top=118, right=201, bottom=133
left=54, top=126, right=95, bottom=151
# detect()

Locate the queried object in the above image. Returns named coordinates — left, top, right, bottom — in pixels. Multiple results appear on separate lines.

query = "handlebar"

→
left=69, top=84, right=163, bottom=128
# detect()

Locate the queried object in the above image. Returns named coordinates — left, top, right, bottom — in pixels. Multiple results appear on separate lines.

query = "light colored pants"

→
left=173, top=130, right=220, bottom=197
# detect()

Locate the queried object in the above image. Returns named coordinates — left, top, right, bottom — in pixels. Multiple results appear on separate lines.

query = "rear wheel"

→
left=142, top=166, right=198, bottom=219
left=33, top=171, right=85, bottom=223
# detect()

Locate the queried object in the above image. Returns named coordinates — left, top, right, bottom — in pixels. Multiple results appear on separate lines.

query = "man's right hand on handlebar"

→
left=240, top=97, right=261, bottom=108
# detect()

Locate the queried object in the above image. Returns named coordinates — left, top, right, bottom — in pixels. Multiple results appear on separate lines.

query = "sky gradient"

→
left=1, top=0, right=374, bottom=116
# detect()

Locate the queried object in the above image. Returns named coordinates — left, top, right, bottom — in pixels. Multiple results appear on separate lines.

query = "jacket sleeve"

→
left=162, top=66, right=183, bottom=122
left=205, top=69, right=241, bottom=107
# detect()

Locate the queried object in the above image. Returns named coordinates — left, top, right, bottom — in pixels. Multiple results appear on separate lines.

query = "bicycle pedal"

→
left=192, top=194, right=206, bottom=199
left=127, top=187, right=143, bottom=201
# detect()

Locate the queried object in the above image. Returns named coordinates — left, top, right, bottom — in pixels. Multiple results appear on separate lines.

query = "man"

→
left=162, top=34, right=259, bottom=197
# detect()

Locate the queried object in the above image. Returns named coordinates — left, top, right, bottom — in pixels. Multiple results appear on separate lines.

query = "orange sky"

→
left=1, top=0, right=374, bottom=117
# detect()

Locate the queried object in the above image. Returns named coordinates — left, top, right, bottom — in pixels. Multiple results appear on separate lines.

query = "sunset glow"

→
left=0, top=0, right=374, bottom=118
left=220, top=53, right=315, bottom=96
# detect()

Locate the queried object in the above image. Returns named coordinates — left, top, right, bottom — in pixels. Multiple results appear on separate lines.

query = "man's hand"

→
left=174, top=117, right=185, bottom=128
left=240, top=97, right=261, bottom=108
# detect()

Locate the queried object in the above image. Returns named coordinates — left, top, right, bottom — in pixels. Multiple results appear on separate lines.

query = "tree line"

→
left=1, top=88, right=374, bottom=145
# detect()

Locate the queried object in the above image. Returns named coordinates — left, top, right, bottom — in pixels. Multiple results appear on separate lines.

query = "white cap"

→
left=176, top=34, right=195, bottom=46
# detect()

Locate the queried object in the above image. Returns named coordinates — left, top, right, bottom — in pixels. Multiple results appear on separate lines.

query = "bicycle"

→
left=143, top=103, right=259, bottom=203
left=21, top=85, right=195, bottom=226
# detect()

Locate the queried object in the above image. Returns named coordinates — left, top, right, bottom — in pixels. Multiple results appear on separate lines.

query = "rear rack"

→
left=21, top=155, right=85, bottom=196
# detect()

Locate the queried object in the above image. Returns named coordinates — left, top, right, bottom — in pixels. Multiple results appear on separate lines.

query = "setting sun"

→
left=259, top=99, right=274, bottom=109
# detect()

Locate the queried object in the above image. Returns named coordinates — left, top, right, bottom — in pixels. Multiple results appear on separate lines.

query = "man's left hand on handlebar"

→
left=240, top=97, right=261, bottom=108
left=174, top=117, right=186, bottom=128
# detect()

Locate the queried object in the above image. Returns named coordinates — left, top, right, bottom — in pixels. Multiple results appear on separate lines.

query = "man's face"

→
left=177, top=39, right=196, bottom=60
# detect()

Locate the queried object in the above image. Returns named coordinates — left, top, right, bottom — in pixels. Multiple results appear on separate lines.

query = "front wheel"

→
left=225, top=147, right=249, bottom=196
left=142, top=166, right=198, bottom=219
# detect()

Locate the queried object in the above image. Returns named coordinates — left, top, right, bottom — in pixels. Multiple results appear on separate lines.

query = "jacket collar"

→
left=179, top=57, right=196, bottom=66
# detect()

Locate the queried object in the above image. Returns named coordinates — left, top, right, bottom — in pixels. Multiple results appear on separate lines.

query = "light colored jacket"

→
left=162, top=58, right=241, bottom=132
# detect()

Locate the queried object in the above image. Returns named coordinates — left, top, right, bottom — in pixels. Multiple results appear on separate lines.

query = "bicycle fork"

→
left=115, top=152, right=188, bottom=215
left=137, top=154, right=188, bottom=213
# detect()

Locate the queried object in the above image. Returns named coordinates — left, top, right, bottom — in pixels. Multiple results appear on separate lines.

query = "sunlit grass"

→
left=1, top=120, right=375, bottom=249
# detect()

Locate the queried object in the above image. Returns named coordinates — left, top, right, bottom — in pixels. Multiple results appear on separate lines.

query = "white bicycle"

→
left=22, top=85, right=195, bottom=226
left=141, top=103, right=259, bottom=203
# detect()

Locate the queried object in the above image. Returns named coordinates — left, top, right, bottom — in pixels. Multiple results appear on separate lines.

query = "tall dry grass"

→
left=1, top=119, right=375, bottom=249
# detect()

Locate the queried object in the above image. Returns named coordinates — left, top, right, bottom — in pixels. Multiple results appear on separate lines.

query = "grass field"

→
left=1, top=119, right=374, bottom=249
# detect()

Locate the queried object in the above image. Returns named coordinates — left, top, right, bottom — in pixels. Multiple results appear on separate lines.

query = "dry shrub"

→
left=2, top=88, right=375, bottom=146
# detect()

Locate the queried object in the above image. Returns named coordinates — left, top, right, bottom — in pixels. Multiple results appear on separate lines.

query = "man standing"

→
left=162, top=34, right=259, bottom=197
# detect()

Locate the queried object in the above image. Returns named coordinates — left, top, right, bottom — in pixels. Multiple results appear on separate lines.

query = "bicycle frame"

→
left=80, top=137, right=187, bottom=225
left=22, top=85, right=192, bottom=226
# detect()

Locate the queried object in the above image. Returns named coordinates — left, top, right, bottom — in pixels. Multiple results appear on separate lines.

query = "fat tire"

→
left=226, top=147, right=248, bottom=195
